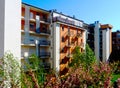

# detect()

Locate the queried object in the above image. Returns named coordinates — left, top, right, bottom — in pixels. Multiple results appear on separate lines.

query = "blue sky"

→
left=22, top=0, right=120, bottom=31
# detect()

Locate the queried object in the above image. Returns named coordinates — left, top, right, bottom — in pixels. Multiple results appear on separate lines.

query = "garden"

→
left=0, top=44, right=120, bottom=88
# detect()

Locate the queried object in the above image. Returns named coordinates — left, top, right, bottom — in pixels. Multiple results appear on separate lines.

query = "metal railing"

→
left=40, top=18, right=50, bottom=23
left=39, top=40, right=50, bottom=46
left=39, top=52, right=51, bottom=58
left=40, top=29, right=51, bottom=34
left=21, top=39, right=35, bottom=45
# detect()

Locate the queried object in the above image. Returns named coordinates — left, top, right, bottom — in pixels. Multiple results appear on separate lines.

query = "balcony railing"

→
left=21, top=39, right=35, bottom=46
left=30, top=17, right=36, bottom=22
left=36, top=29, right=50, bottom=35
left=77, top=33, right=82, bottom=37
left=21, top=16, right=25, bottom=20
left=66, top=42, right=72, bottom=48
left=39, top=40, right=50, bottom=46
left=40, top=18, right=50, bottom=23
left=78, top=42, right=84, bottom=48
left=39, top=52, right=51, bottom=58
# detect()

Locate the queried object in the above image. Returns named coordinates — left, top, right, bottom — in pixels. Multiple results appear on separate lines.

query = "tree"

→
left=21, top=54, right=45, bottom=88
left=85, top=44, right=96, bottom=68
left=69, top=46, right=84, bottom=67
left=69, top=44, right=96, bottom=69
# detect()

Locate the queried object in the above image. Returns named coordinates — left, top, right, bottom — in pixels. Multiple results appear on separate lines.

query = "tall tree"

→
left=85, top=44, right=96, bottom=68
left=69, top=44, right=96, bottom=68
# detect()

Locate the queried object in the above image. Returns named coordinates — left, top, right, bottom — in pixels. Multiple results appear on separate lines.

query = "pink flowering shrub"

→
left=117, top=78, right=120, bottom=88
left=44, top=62, right=113, bottom=88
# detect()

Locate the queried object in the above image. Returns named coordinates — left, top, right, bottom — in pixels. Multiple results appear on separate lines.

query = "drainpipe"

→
left=35, top=40, right=39, bottom=57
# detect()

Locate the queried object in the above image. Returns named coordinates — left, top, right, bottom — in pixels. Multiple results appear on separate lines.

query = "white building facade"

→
left=88, top=21, right=112, bottom=63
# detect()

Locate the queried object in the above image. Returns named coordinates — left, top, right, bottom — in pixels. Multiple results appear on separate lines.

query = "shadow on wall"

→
left=109, top=49, right=120, bottom=62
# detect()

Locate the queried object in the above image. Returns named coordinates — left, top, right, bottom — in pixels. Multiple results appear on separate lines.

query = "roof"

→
left=22, top=2, right=50, bottom=14
left=100, top=24, right=113, bottom=29
left=52, top=11, right=84, bottom=22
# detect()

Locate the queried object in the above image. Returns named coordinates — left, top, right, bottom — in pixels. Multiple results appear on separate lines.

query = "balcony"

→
left=40, top=29, right=50, bottom=34
left=29, top=17, right=36, bottom=22
left=66, top=31, right=74, bottom=37
left=71, top=45, right=76, bottom=52
left=21, top=39, right=35, bottom=47
left=71, top=37, right=77, bottom=43
left=36, top=29, right=51, bottom=36
left=79, top=42, right=84, bottom=48
left=29, top=12, right=36, bottom=22
left=21, top=25, right=25, bottom=30
left=66, top=53, right=72, bottom=58
left=39, top=52, right=51, bottom=58
left=21, top=16, right=25, bottom=20
left=39, top=40, right=50, bottom=47
left=40, top=18, right=50, bottom=24
left=66, top=42, right=72, bottom=48
left=77, top=33, right=82, bottom=38
left=60, top=46, right=68, bottom=53
left=21, top=29, right=50, bottom=36
left=60, top=64, right=67, bottom=72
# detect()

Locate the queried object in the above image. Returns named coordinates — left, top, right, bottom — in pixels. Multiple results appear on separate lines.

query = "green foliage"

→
left=21, top=54, right=46, bottom=88
left=110, top=61, right=120, bottom=84
left=69, top=44, right=96, bottom=69
left=28, top=54, right=45, bottom=83
left=0, top=48, right=119, bottom=87
left=28, top=54, right=39, bottom=70
left=85, top=44, right=96, bottom=68
left=69, top=46, right=83, bottom=67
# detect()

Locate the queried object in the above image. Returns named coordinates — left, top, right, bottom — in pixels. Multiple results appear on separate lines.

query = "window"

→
left=117, top=33, right=120, bottom=38
left=68, top=27, right=70, bottom=34
left=30, top=22, right=35, bottom=31
left=77, top=29, right=78, bottom=33
left=61, top=48, right=64, bottom=53
left=36, top=12, right=39, bottom=15
left=62, top=36, right=64, bottom=42
left=30, top=12, right=34, bottom=19
left=62, top=26, right=64, bottom=31
left=42, top=14, right=47, bottom=21
left=68, top=27, right=70, bottom=30
left=81, top=39, right=83, bottom=42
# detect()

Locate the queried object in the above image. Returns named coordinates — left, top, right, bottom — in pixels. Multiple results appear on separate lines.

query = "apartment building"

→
left=112, top=30, right=120, bottom=50
left=52, top=11, right=86, bottom=75
left=110, top=30, right=120, bottom=61
left=21, top=3, right=87, bottom=75
left=87, top=21, right=112, bottom=62
left=0, top=1, right=86, bottom=75
left=21, top=3, right=52, bottom=70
